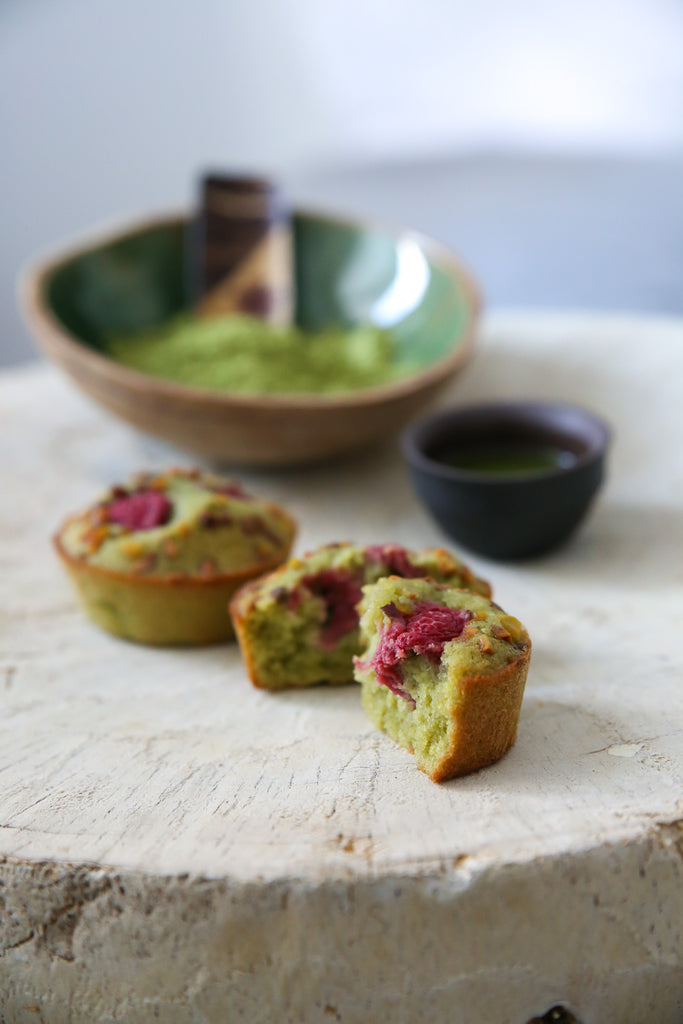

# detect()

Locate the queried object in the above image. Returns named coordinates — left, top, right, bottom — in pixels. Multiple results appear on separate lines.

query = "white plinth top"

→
left=1, top=312, right=682, bottom=884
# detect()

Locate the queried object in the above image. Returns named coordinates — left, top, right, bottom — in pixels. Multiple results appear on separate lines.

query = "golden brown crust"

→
left=230, top=590, right=268, bottom=687
left=229, top=564, right=286, bottom=618
left=229, top=573, right=280, bottom=685
left=426, top=640, right=532, bottom=782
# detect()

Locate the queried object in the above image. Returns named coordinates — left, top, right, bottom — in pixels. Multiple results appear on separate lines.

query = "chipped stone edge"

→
left=1, top=819, right=682, bottom=1024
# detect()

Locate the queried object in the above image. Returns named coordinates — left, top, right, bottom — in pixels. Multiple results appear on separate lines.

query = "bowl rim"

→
left=402, top=399, right=611, bottom=485
left=19, top=206, right=481, bottom=412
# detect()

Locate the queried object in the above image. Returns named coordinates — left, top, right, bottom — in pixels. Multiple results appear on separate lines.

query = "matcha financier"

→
left=55, top=468, right=297, bottom=646
left=354, top=576, right=531, bottom=782
left=230, top=542, right=490, bottom=690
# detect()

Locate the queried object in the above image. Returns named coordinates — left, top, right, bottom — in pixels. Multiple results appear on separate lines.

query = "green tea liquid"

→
left=436, top=440, right=577, bottom=477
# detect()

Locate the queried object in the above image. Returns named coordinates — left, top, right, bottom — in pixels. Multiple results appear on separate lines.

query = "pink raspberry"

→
left=365, top=544, right=423, bottom=579
left=302, top=569, right=363, bottom=650
left=371, top=600, right=473, bottom=704
left=106, top=490, right=173, bottom=531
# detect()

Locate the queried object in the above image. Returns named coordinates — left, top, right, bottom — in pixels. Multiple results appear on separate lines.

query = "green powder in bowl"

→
left=107, top=313, right=415, bottom=395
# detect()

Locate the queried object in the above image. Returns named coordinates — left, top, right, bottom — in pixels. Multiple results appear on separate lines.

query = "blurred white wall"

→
left=2, top=0, right=683, bottom=364
left=284, top=0, right=683, bottom=157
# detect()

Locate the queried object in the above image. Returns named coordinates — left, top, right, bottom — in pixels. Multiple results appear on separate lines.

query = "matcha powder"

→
left=107, top=314, right=412, bottom=395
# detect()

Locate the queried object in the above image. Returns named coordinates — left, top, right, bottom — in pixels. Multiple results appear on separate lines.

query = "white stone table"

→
left=1, top=313, right=681, bottom=1024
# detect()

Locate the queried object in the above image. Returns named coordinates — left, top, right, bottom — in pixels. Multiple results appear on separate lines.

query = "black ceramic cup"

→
left=402, top=401, right=610, bottom=560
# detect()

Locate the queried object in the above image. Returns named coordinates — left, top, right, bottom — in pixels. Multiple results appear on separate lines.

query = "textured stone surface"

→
left=0, top=313, right=682, bottom=1022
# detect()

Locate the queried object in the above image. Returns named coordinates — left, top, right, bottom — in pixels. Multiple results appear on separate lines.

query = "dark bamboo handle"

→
left=191, top=174, right=294, bottom=324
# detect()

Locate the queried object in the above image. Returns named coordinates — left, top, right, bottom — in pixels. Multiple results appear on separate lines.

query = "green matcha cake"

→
left=354, top=576, right=531, bottom=782
left=230, top=542, right=490, bottom=690
left=55, top=468, right=297, bottom=646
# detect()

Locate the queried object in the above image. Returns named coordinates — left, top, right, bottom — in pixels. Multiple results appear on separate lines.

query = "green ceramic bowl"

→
left=21, top=210, right=480, bottom=465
